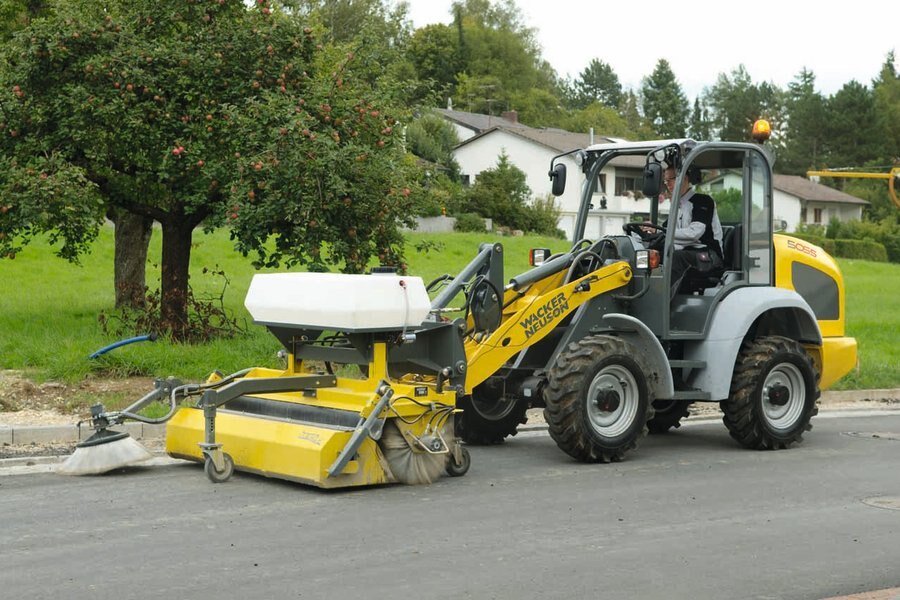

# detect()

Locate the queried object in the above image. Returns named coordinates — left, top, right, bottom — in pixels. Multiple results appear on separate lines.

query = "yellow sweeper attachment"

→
left=60, top=272, right=471, bottom=488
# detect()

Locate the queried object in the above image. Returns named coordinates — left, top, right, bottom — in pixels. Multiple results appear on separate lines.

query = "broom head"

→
left=58, top=429, right=154, bottom=475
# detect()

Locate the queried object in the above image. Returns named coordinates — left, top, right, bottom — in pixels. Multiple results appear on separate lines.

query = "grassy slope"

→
left=0, top=227, right=895, bottom=388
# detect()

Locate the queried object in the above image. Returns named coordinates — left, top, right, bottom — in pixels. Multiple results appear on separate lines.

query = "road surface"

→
left=1, top=412, right=898, bottom=600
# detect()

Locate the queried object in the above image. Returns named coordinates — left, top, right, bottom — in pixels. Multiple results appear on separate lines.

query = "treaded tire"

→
left=722, top=335, right=820, bottom=450
left=456, top=389, right=529, bottom=445
left=647, top=400, right=692, bottom=434
left=544, top=335, right=652, bottom=463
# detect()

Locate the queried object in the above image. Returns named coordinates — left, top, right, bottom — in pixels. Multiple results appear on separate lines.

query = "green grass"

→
left=832, top=259, right=900, bottom=390
left=0, top=226, right=895, bottom=390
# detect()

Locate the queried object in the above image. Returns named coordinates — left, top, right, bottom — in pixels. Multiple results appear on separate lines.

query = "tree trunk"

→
left=159, top=218, right=194, bottom=340
left=111, top=210, right=153, bottom=309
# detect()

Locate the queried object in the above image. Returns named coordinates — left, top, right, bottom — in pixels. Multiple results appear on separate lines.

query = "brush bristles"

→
left=379, top=421, right=449, bottom=485
left=58, top=435, right=154, bottom=475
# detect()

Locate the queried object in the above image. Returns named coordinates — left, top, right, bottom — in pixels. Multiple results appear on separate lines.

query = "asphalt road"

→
left=1, top=412, right=899, bottom=600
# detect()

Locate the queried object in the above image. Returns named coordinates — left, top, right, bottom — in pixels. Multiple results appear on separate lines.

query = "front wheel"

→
left=544, top=335, right=652, bottom=463
left=456, top=386, right=529, bottom=445
left=723, top=336, right=820, bottom=450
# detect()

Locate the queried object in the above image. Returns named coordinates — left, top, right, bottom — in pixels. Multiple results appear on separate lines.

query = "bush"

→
left=454, top=213, right=487, bottom=232
left=463, top=152, right=532, bottom=230
left=833, top=239, right=888, bottom=262
left=524, top=194, right=565, bottom=238
left=825, top=218, right=900, bottom=263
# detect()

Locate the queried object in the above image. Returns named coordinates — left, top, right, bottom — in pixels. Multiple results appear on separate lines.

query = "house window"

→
left=461, top=174, right=471, bottom=187
left=615, top=175, right=642, bottom=196
left=814, top=208, right=823, bottom=224
left=592, top=174, right=607, bottom=194
left=800, top=207, right=807, bottom=223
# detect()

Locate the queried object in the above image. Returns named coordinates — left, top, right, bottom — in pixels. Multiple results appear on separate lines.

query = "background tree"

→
left=463, top=151, right=531, bottom=229
left=688, top=97, right=712, bottom=140
left=618, top=90, right=655, bottom=140
left=779, top=68, right=827, bottom=174
left=824, top=80, right=883, bottom=168
left=0, top=0, right=417, bottom=339
left=640, top=59, right=689, bottom=138
left=872, top=51, right=900, bottom=164
left=571, top=58, right=622, bottom=110
left=560, top=103, right=633, bottom=139
left=407, top=23, right=463, bottom=100
left=406, top=110, right=461, bottom=179
left=704, top=65, right=784, bottom=142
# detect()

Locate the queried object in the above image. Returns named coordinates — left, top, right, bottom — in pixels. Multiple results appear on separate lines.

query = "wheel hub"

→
left=586, top=366, right=639, bottom=438
left=594, top=389, right=621, bottom=413
left=766, top=383, right=790, bottom=406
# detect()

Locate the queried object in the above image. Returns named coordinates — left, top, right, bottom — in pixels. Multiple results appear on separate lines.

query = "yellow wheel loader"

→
left=444, top=123, right=857, bottom=461
left=60, top=122, right=859, bottom=485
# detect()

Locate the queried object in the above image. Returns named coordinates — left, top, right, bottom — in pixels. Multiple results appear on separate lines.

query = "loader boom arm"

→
left=463, top=261, right=633, bottom=394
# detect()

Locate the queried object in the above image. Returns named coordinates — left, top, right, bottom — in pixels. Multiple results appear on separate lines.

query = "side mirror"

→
left=642, top=162, right=662, bottom=197
left=529, top=248, right=551, bottom=266
left=549, top=163, right=567, bottom=196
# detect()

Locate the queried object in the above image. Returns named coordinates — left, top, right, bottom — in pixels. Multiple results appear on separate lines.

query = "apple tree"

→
left=0, top=0, right=419, bottom=339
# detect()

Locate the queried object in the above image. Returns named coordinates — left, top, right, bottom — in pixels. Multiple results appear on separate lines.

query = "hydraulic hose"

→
left=89, top=334, right=158, bottom=359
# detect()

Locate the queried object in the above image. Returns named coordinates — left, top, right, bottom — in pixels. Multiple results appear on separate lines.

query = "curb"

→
left=1, top=389, right=897, bottom=447
left=0, top=422, right=167, bottom=447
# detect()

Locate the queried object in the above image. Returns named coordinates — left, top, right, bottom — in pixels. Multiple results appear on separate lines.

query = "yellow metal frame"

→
left=166, top=342, right=459, bottom=488
left=807, top=167, right=900, bottom=209
left=463, top=261, right=632, bottom=394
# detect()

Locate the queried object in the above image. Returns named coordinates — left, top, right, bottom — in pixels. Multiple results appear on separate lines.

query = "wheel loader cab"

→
left=565, top=142, right=774, bottom=338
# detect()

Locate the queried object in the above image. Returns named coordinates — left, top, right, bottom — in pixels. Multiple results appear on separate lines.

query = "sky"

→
left=404, top=0, right=897, bottom=101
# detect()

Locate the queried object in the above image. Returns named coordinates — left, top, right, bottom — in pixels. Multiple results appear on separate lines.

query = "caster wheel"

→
left=204, top=453, right=234, bottom=483
left=446, top=446, right=471, bottom=477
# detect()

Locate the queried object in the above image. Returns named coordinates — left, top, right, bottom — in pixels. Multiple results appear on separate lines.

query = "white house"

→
left=772, top=174, right=868, bottom=230
left=452, top=123, right=652, bottom=239
left=705, top=171, right=869, bottom=231
left=444, top=109, right=869, bottom=238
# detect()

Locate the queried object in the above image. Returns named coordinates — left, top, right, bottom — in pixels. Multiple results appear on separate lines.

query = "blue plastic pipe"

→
left=88, top=333, right=158, bottom=359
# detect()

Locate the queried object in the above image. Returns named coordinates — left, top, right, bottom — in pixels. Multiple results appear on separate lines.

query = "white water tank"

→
left=244, top=272, right=432, bottom=331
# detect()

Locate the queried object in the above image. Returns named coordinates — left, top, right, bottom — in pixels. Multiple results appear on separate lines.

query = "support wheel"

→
left=445, top=447, right=471, bottom=477
left=544, top=335, right=652, bottom=463
left=723, top=336, right=820, bottom=450
left=204, top=453, right=234, bottom=483
left=647, top=400, right=692, bottom=434
left=456, top=385, right=529, bottom=445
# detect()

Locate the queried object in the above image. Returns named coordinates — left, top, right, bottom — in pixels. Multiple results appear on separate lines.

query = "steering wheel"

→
left=623, top=221, right=666, bottom=241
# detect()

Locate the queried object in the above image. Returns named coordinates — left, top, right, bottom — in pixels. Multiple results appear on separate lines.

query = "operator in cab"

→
left=660, top=165, right=724, bottom=298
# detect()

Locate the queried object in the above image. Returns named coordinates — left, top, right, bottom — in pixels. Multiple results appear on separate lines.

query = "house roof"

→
left=455, top=125, right=646, bottom=168
left=774, top=174, right=869, bottom=205
left=434, top=108, right=530, bottom=133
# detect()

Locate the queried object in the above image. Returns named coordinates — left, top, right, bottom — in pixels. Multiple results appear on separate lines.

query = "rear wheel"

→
left=544, top=335, right=652, bottom=463
left=723, top=336, right=820, bottom=449
left=456, top=385, right=529, bottom=445
left=647, top=400, right=692, bottom=434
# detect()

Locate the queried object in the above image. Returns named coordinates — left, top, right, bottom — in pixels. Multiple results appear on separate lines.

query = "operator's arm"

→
left=672, top=221, right=706, bottom=245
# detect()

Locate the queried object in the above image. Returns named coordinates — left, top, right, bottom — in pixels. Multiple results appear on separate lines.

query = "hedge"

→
left=789, top=233, right=886, bottom=262
left=834, top=239, right=888, bottom=262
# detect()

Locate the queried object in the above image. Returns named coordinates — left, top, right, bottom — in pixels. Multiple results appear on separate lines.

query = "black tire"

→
left=722, top=336, right=820, bottom=450
left=204, top=453, right=234, bottom=483
left=456, top=387, right=529, bottom=445
left=544, top=335, right=653, bottom=463
left=647, top=400, right=692, bottom=434
left=446, top=446, right=471, bottom=477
